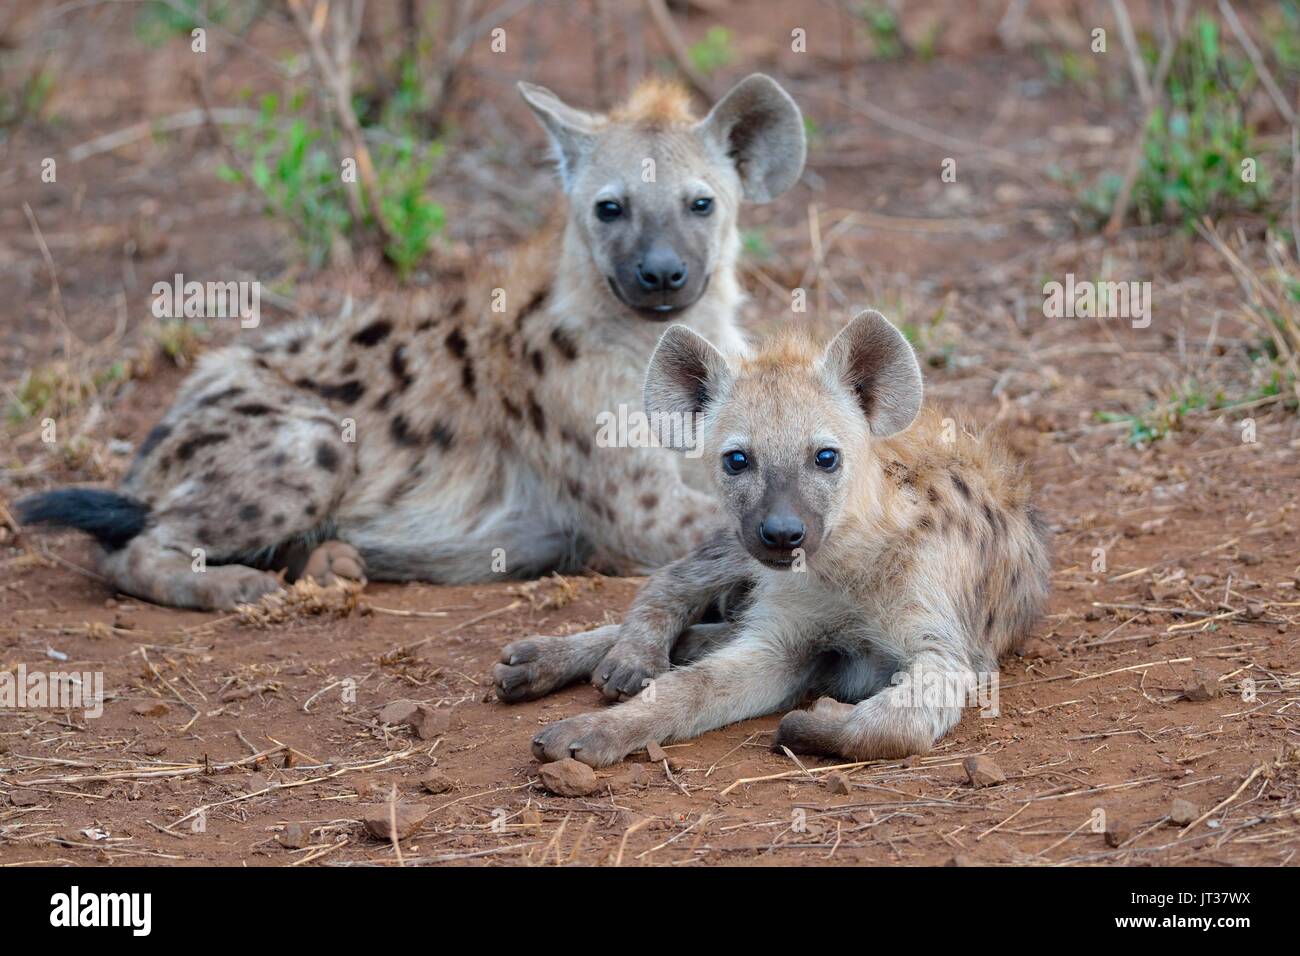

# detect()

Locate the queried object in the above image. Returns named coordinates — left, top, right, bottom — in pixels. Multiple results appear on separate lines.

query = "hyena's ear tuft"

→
left=695, top=74, right=806, bottom=203
left=823, top=310, right=923, bottom=437
left=518, top=82, right=601, bottom=190
left=644, top=325, right=732, bottom=450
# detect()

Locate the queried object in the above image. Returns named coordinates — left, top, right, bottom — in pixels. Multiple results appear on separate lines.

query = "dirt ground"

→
left=1, top=1, right=1299, bottom=867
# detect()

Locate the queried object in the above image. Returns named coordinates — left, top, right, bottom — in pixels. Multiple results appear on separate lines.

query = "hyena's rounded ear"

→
left=644, top=325, right=732, bottom=451
left=695, top=74, right=806, bottom=203
left=518, top=81, right=602, bottom=190
left=823, top=310, right=923, bottom=438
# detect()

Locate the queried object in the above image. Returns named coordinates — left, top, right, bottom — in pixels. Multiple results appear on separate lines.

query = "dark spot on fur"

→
left=137, top=423, right=172, bottom=459
left=234, top=403, right=274, bottom=416
left=461, top=359, right=477, bottom=397
left=639, top=492, right=659, bottom=510
left=515, top=287, right=549, bottom=328
left=550, top=326, right=579, bottom=361
left=530, top=350, right=545, bottom=376
left=985, top=609, right=996, bottom=635
left=374, top=390, right=394, bottom=412
left=526, top=392, right=546, bottom=434
left=197, top=386, right=244, bottom=407
left=305, top=503, right=318, bottom=517
left=416, top=319, right=435, bottom=332
left=352, top=319, right=393, bottom=347
left=951, top=472, right=972, bottom=500
left=429, top=422, right=454, bottom=449
left=340, top=358, right=358, bottom=376
left=286, top=338, right=305, bottom=355
left=391, top=415, right=419, bottom=447
left=315, top=442, right=340, bottom=471
left=389, top=344, right=413, bottom=390
left=916, top=514, right=933, bottom=532
left=239, top=503, right=262, bottom=522
left=297, top=378, right=365, bottom=404
left=678, top=513, right=695, bottom=528
left=176, top=432, right=228, bottom=461
left=501, top=396, right=522, bottom=421
left=273, top=513, right=286, bottom=528
left=445, top=327, right=468, bottom=359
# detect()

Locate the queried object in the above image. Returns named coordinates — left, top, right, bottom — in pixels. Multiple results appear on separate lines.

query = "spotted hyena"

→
left=495, top=310, right=1053, bottom=766
left=17, top=75, right=807, bottom=609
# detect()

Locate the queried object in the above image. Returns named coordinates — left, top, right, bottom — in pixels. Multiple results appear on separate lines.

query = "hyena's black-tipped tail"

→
left=15, top=488, right=150, bottom=550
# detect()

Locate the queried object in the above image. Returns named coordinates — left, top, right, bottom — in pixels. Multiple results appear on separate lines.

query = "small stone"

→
left=538, top=758, right=599, bottom=797
left=1238, top=551, right=1262, bottom=566
left=139, top=741, right=167, bottom=756
left=963, top=756, right=1007, bottom=788
left=131, top=701, right=169, bottom=717
left=362, top=803, right=428, bottom=841
left=1104, top=819, right=1131, bottom=848
left=1181, top=671, right=1220, bottom=702
left=277, top=822, right=310, bottom=849
left=9, top=789, right=42, bottom=807
left=420, top=769, right=455, bottom=794
left=377, top=699, right=421, bottom=726
left=1169, top=798, right=1198, bottom=826
left=945, top=854, right=973, bottom=867
left=245, top=773, right=271, bottom=794
left=824, top=771, right=852, bottom=795
left=645, top=741, right=667, bottom=762
left=412, top=706, right=451, bottom=740
left=521, top=807, right=544, bottom=827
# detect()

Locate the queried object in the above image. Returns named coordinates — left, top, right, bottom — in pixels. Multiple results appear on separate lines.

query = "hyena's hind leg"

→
left=773, top=645, right=977, bottom=761
left=99, top=362, right=360, bottom=609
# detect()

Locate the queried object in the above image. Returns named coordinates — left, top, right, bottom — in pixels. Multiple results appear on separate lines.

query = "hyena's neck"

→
left=550, top=219, right=745, bottom=354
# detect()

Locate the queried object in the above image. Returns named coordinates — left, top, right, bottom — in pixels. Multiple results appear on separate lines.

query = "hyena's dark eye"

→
left=690, top=197, right=714, bottom=216
left=595, top=200, right=623, bottom=222
left=814, top=448, right=840, bottom=471
left=722, top=450, right=749, bottom=475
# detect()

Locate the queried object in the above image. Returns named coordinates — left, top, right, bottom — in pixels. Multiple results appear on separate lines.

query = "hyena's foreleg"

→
left=532, top=632, right=806, bottom=767
left=493, top=620, right=738, bottom=703
left=590, top=539, right=752, bottom=700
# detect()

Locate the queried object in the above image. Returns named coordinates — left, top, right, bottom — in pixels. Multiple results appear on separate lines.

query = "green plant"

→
left=1125, top=15, right=1268, bottom=228
left=1094, top=381, right=1222, bottom=447
left=0, top=67, right=54, bottom=129
left=858, top=3, right=905, bottom=61
left=218, top=91, right=445, bottom=275
left=133, top=0, right=230, bottom=46
left=688, top=26, right=734, bottom=76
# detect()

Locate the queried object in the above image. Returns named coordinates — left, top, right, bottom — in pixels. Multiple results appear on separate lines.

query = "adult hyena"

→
left=18, top=75, right=807, bottom=609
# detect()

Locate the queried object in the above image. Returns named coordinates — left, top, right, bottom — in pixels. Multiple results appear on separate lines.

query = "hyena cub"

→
left=495, top=310, right=1052, bottom=766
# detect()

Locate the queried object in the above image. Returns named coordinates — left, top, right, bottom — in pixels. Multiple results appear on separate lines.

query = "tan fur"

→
left=607, top=78, right=696, bottom=126
left=497, top=312, right=1052, bottom=767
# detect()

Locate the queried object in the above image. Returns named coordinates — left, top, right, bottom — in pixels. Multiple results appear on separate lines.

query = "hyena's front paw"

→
left=531, top=713, right=634, bottom=767
left=494, top=637, right=577, bottom=702
left=591, top=641, right=670, bottom=701
left=302, top=541, right=366, bottom=588
left=771, top=697, right=852, bottom=758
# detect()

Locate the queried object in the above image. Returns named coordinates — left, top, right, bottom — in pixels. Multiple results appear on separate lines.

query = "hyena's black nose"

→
left=636, top=245, right=688, bottom=292
left=759, top=515, right=805, bottom=550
